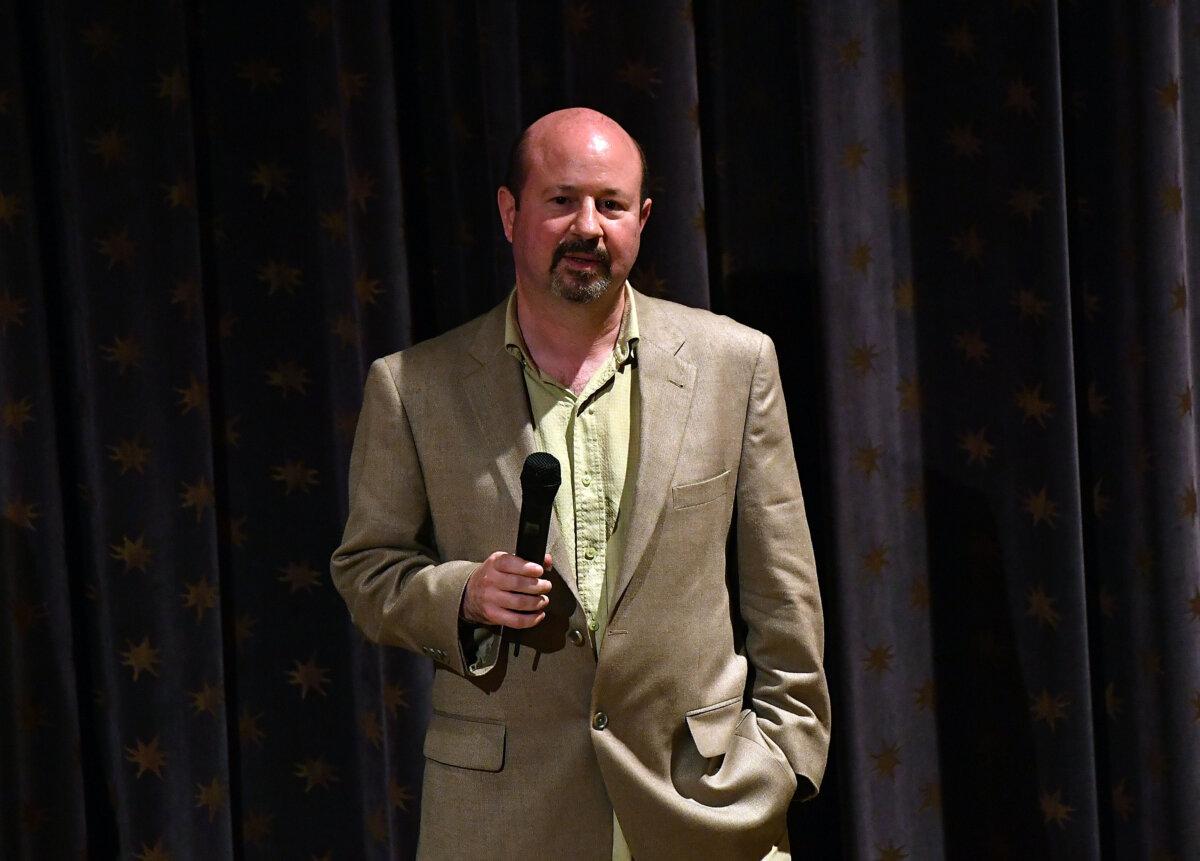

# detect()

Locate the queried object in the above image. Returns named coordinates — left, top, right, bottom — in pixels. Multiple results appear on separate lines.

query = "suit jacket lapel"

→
left=611, top=296, right=696, bottom=618
left=464, top=300, right=579, bottom=603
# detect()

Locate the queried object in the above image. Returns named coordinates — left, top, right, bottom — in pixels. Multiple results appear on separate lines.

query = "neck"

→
left=515, top=282, right=625, bottom=394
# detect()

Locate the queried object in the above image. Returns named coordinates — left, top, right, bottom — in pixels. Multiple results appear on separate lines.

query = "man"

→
left=331, top=108, right=829, bottom=859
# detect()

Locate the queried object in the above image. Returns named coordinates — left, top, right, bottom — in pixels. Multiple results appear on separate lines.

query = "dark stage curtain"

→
left=2, top=1, right=1196, bottom=858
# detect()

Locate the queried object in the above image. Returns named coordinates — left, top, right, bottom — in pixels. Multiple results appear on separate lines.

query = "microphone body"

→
left=510, top=453, right=560, bottom=651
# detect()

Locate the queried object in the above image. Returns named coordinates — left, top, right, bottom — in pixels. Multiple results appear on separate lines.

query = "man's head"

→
left=497, top=108, right=652, bottom=305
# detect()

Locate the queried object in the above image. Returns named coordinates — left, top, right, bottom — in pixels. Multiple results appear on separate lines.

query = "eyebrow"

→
left=549, top=184, right=629, bottom=197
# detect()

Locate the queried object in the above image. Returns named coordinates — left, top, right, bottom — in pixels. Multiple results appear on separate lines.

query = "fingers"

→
left=493, top=552, right=548, bottom=579
left=492, top=609, right=546, bottom=629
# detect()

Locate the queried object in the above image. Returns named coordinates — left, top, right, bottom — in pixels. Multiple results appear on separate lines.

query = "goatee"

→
left=549, top=240, right=613, bottom=304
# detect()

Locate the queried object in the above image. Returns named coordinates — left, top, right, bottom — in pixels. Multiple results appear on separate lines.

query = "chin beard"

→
left=549, top=269, right=613, bottom=304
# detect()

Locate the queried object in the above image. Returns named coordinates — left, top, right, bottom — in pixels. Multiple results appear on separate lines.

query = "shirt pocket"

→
left=671, top=469, right=731, bottom=510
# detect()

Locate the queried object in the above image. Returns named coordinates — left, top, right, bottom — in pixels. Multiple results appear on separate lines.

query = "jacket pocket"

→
left=423, top=710, right=506, bottom=772
left=684, top=695, right=743, bottom=758
left=672, top=469, right=731, bottom=510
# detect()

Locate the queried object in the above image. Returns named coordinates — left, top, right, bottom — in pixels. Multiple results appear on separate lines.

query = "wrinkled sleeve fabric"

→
left=330, top=357, right=490, bottom=677
left=736, top=334, right=831, bottom=798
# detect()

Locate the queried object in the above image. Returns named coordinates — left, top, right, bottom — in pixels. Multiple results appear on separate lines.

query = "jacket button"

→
left=592, top=711, right=608, bottom=731
left=569, top=629, right=585, bottom=646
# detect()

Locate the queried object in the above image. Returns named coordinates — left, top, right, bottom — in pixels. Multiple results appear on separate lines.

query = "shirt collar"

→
left=504, top=283, right=639, bottom=371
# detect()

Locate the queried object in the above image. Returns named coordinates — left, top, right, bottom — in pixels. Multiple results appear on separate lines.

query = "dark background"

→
left=2, top=1, right=1197, bottom=858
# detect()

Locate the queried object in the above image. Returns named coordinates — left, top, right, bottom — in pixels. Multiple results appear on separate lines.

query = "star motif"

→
left=243, top=809, right=274, bottom=846
left=1026, top=583, right=1062, bottom=628
left=852, top=442, right=882, bottom=477
left=869, top=741, right=901, bottom=779
left=1008, top=185, right=1045, bottom=222
left=616, top=59, right=662, bottom=98
left=1156, top=78, right=1180, bottom=112
left=1177, top=385, right=1192, bottom=417
left=903, top=483, right=924, bottom=512
left=848, top=242, right=872, bottom=273
left=1029, top=689, right=1070, bottom=731
left=1105, top=682, right=1122, bottom=719
left=313, top=106, right=341, bottom=139
left=87, top=127, right=129, bottom=167
left=170, top=275, right=201, bottom=316
left=179, top=477, right=214, bottom=523
left=225, top=416, right=241, bottom=448
left=837, top=37, right=864, bottom=69
left=354, top=273, right=382, bottom=305
left=388, top=779, right=415, bottom=811
left=876, top=840, right=909, bottom=861
left=959, top=427, right=995, bottom=465
left=99, top=335, right=144, bottom=374
left=954, top=329, right=989, bottom=363
left=265, top=360, right=311, bottom=397
left=1015, top=383, right=1055, bottom=426
left=359, top=709, right=383, bottom=749
left=884, top=69, right=905, bottom=106
left=133, top=839, right=169, bottom=861
left=182, top=579, right=218, bottom=623
left=918, top=781, right=941, bottom=812
left=236, top=59, right=282, bottom=91
left=943, top=22, right=976, bottom=59
left=348, top=170, right=376, bottom=211
left=156, top=67, right=188, bottom=112
left=278, top=561, right=322, bottom=593
left=3, top=497, right=39, bottom=530
left=255, top=259, right=302, bottom=297
left=306, top=3, right=333, bottom=34
left=188, top=681, right=224, bottom=717
left=195, top=777, right=226, bottom=822
left=565, top=1, right=594, bottom=35
left=1166, top=279, right=1185, bottom=314
left=175, top=374, right=208, bottom=414
left=1087, top=381, right=1110, bottom=417
left=1092, top=479, right=1112, bottom=519
left=862, top=543, right=890, bottom=577
left=841, top=141, right=868, bottom=172
left=223, top=515, right=249, bottom=550
left=382, top=683, right=409, bottom=716
left=120, top=636, right=161, bottom=681
left=1039, top=788, right=1074, bottom=827
left=95, top=228, right=137, bottom=268
left=108, top=437, right=150, bottom=475
left=295, top=757, right=340, bottom=792
left=250, top=161, right=290, bottom=199
left=162, top=179, right=196, bottom=215
left=897, top=377, right=922, bottom=412
left=12, top=597, right=48, bottom=634
left=338, top=69, right=368, bottom=101
left=0, top=191, right=24, bottom=230
left=914, top=678, right=935, bottom=711
left=888, top=179, right=911, bottom=211
left=848, top=343, right=879, bottom=377
left=319, top=209, right=348, bottom=242
left=331, top=313, right=359, bottom=348
left=271, top=460, right=319, bottom=495
left=1106, top=777, right=1133, bottom=822
left=894, top=278, right=915, bottom=311
left=631, top=263, right=667, bottom=297
left=81, top=21, right=121, bottom=58
left=1023, top=486, right=1061, bottom=528
left=951, top=225, right=984, bottom=261
left=1011, top=289, right=1050, bottom=323
left=909, top=576, right=930, bottom=609
left=1005, top=78, right=1037, bottom=115
left=336, top=410, right=360, bottom=441
left=110, top=534, right=153, bottom=573
left=239, top=709, right=266, bottom=746
left=863, top=643, right=893, bottom=674
left=1180, top=484, right=1197, bottom=520
left=946, top=123, right=982, bottom=158
left=1161, top=183, right=1183, bottom=214
left=123, top=738, right=168, bottom=779
left=288, top=656, right=331, bottom=698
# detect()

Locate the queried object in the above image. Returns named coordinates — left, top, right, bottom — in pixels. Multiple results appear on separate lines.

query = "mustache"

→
left=550, top=240, right=611, bottom=270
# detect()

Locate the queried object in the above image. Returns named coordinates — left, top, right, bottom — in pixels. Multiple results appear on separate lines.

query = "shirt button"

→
left=581, top=475, right=591, bottom=487
left=584, top=548, right=595, bottom=560
left=569, top=629, right=585, bottom=646
left=588, top=618, right=598, bottom=632
left=592, top=711, right=608, bottom=731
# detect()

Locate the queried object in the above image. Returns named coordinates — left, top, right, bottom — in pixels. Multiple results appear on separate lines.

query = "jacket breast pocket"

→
left=423, top=710, right=506, bottom=772
left=672, top=469, right=731, bottom=510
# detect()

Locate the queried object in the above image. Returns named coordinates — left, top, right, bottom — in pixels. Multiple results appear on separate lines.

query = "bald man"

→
left=332, top=108, right=829, bottom=860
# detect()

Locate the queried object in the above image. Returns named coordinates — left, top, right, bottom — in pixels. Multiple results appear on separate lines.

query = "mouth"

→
left=562, top=254, right=603, bottom=270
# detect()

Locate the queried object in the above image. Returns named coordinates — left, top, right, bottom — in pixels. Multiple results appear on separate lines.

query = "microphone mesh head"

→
left=522, top=451, right=561, bottom=490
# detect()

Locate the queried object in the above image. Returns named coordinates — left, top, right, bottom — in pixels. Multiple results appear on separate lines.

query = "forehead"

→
left=526, top=124, right=641, bottom=191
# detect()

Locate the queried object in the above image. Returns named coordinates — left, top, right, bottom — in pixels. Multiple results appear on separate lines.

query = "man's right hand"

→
left=461, top=551, right=553, bottom=628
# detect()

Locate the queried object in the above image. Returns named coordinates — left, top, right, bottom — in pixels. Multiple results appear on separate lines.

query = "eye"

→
left=550, top=196, right=570, bottom=205
left=601, top=199, right=624, bottom=211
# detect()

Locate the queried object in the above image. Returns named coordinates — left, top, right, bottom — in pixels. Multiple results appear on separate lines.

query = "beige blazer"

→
left=331, top=289, right=830, bottom=860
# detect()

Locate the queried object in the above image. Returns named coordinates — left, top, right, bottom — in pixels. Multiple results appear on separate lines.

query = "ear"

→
left=638, top=197, right=652, bottom=232
left=497, top=186, right=518, bottom=242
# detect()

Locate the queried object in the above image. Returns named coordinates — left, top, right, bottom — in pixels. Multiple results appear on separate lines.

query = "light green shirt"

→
left=503, top=285, right=639, bottom=649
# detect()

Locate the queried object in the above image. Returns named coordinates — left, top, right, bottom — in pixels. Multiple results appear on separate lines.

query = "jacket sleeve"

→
left=736, top=334, right=831, bottom=798
left=331, top=357, right=493, bottom=677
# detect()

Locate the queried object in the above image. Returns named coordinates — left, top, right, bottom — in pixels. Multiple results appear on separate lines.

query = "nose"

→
left=570, top=198, right=602, bottom=239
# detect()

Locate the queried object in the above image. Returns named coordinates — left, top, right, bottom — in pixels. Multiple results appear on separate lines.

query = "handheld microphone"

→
left=512, top=452, right=560, bottom=653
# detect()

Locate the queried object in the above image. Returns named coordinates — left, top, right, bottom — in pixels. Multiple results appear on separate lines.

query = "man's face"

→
left=498, top=120, right=651, bottom=304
